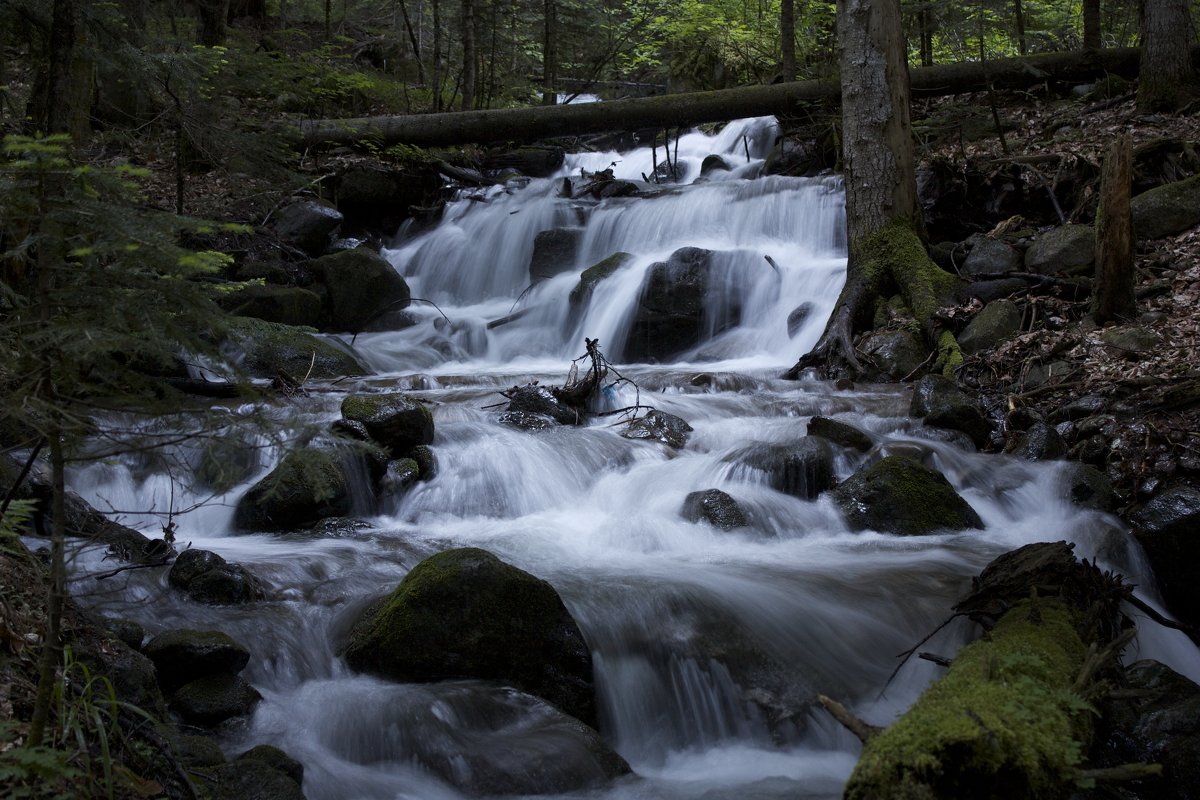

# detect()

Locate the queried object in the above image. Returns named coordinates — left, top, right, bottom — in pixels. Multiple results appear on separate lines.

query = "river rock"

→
left=144, top=629, right=250, bottom=693
left=499, top=410, right=557, bottom=432
left=1003, top=421, right=1067, bottom=461
left=225, top=317, right=367, bottom=380
left=962, top=237, right=1021, bottom=277
left=236, top=745, right=304, bottom=785
left=380, top=458, right=419, bottom=495
left=341, top=392, right=435, bottom=454
left=621, top=410, right=693, bottom=449
left=786, top=303, right=815, bottom=338
left=410, top=445, right=438, bottom=481
left=1060, top=463, right=1114, bottom=511
left=342, top=547, right=596, bottom=726
left=681, top=489, right=748, bottom=531
left=208, top=757, right=306, bottom=800
left=1101, top=325, right=1159, bottom=357
left=56, top=489, right=158, bottom=562
left=910, top=374, right=992, bottom=448
left=233, top=448, right=351, bottom=532
left=334, top=162, right=441, bottom=233
left=624, top=247, right=717, bottom=362
left=831, top=455, right=983, bottom=535
left=569, top=252, right=633, bottom=307
left=529, top=228, right=582, bottom=281
left=1048, top=394, right=1108, bottom=423
left=958, top=277, right=1029, bottom=304
left=1131, top=486, right=1200, bottom=626
left=859, top=330, right=926, bottom=381
left=700, top=154, right=734, bottom=175
left=807, top=416, right=872, bottom=453
left=170, top=673, right=261, bottom=727
left=312, top=249, right=411, bottom=333
left=168, top=549, right=266, bottom=605
left=1024, top=224, right=1094, bottom=275
left=74, top=637, right=166, bottom=720
left=219, top=285, right=323, bottom=328
left=172, top=734, right=227, bottom=768
left=729, top=439, right=836, bottom=500
left=1130, top=174, right=1200, bottom=240
left=503, top=384, right=581, bottom=426
left=957, top=299, right=1022, bottom=354
left=271, top=199, right=342, bottom=257
left=1093, top=660, right=1200, bottom=800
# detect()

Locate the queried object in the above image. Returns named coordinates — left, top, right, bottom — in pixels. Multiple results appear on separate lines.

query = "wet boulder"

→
left=1003, top=421, right=1067, bottom=461
left=333, top=162, right=441, bottom=234
left=219, top=285, right=323, bottom=328
left=170, top=673, right=261, bottom=727
left=74, top=637, right=166, bottom=720
left=621, top=410, right=693, bottom=449
left=569, top=252, right=633, bottom=307
left=379, top=458, right=420, bottom=496
left=236, top=745, right=304, bottom=785
left=681, top=489, right=748, bottom=531
left=233, top=448, right=352, bottom=532
left=859, top=330, right=926, bottom=381
left=786, top=303, right=815, bottom=338
left=483, top=145, right=566, bottom=178
left=503, top=384, right=581, bottom=426
left=961, top=236, right=1022, bottom=277
left=1024, top=224, right=1094, bottom=275
left=910, top=374, right=992, bottom=449
left=208, top=757, right=306, bottom=800
left=831, top=455, right=983, bottom=535
left=342, top=547, right=596, bottom=727
left=529, top=228, right=583, bottom=281
left=410, top=445, right=438, bottom=482
left=624, top=247, right=718, bottom=362
left=270, top=199, right=342, bottom=257
left=1101, top=325, right=1159, bottom=357
left=1131, top=486, right=1200, bottom=626
left=341, top=392, right=435, bottom=454
left=807, top=416, right=872, bottom=453
left=312, top=248, right=411, bottom=333
left=225, top=317, right=367, bottom=380
left=1060, top=463, right=1114, bottom=511
left=169, top=549, right=266, bottom=605
left=957, top=299, right=1022, bottom=355
left=700, top=154, right=734, bottom=175
left=1130, top=174, right=1200, bottom=240
left=729, top=439, right=836, bottom=500
left=144, top=629, right=250, bottom=694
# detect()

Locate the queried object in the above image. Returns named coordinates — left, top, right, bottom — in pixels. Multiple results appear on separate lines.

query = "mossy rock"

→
left=860, top=330, right=927, bottom=381
left=832, top=456, right=983, bottom=535
left=845, top=599, right=1089, bottom=800
left=225, top=317, right=367, bottom=380
left=144, top=629, right=250, bottom=694
left=958, top=299, right=1022, bottom=355
left=1131, top=174, right=1200, bottom=240
left=208, top=757, right=305, bottom=800
left=340, top=393, right=435, bottom=455
left=569, top=252, right=634, bottom=306
left=1024, top=224, right=1095, bottom=276
left=168, top=548, right=266, bottom=605
left=911, top=375, right=992, bottom=449
left=311, top=248, right=411, bottom=332
left=233, top=448, right=352, bottom=532
left=170, top=672, right=261, bottom=727
left=219, top=285, right=323, bottom=328
left=341, top=547, right=596, bottom=727
left=236, top=745, right=304, bottom=785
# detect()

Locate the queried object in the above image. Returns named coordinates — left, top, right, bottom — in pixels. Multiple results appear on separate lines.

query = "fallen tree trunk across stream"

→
left=293, top=47, right=1157, bottom=149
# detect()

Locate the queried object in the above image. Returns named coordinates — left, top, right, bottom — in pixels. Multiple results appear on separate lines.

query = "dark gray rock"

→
left=499, top=410, right=557, bottom=432
left=1060, top=463, right=1114, bottom=511
left=622, top=410, right=693, bottom=449
left=271, top=200, right=342, bottom=257
left=341, top=393, right=435, bottom=454
left=1048, top=394, right=1108, bottom=423
left=380, top=458, right=419, bottom=496
left=729, top=439, right=836, bottom=500
left=236, top=745, right=304, bottom=785
left=910, top=375, right=992, bottom=448
left=958, top=277, right=1030, bottom=304
left=1003, top=421, right=1067, bottom=461
left=1132, top=486, right=1200, bottom=626
left=312, top=249, right=411, bottom=333
left=569, top=252, right=634, bottom=307
left=957, top=299, right=1022, bottom=354
left=233, top=448, right=351, bottom=532
left=530, top=228, right=583, bottom=281
left=786, top=303, right=815, bottom=338
left=342, top=547, right=596, bottom=727
left=219, top=285, right=323, bottom=328
left=860, top=330, right=926, bottom=381
left=483, top=146, right=566, bottom=178
left=962, top=237, right=1022, bottom=277
left=1024, top=224, right=1094, bottom=275
left=1101, top=325, right=1160, bottom=356
left=169, top=549, right=266, bottom=605
left=144, top=629, right=250, bottom=694
left=504, top=385, right=581, bottom=426
left=74, top=637, right=166, bottom=720
left=410, top=445, right=438, bottom=482
left=700, top=154, right=734, bottom=175
left=209, top=756, right=306, bottom=800
left=624, top=247, right=720, bottom=362
left=105, top=618, right=145, bottom=650
left=831, top=456, right=983, bottom=535
left=681, top=489, right=748, bottom=531
left=172, top=734, right=227, bottom=768
left=225, top=317, right=367, bottom=380
left=1130, top=174, right=1200, bottom=240
left=807, top=416, right=872, bottom=453
left=171, top=673, right=261, bottom=727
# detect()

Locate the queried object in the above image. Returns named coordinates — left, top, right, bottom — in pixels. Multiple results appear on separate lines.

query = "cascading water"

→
left=63, top=117, right=1199, bottom=800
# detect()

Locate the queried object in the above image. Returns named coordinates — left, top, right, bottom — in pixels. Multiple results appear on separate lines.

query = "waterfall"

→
left=61, top=117, right=1200, bottom=800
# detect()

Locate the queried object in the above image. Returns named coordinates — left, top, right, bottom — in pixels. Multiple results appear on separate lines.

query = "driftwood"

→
left=292, top=48, right=1179, bottom=149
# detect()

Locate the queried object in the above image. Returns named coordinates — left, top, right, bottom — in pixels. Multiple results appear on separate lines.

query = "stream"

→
left=64, top=117, right=1200, bottom=800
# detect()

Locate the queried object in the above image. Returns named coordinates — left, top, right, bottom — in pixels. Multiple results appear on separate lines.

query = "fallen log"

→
left=292, top=47, right=1169, bottom=149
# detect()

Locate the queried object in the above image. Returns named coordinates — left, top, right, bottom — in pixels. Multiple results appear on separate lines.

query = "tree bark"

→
left=919, top=5, right=934, bottom=66
left=542, top=0, right=557, bottom=105
left=293, top=47, right=1163, bottom=149
left=198, top=0, right=231, bottom=46
left=1138, top=0, right=1196, bottom=110
left=1093, top=135, right=1135, bottom=324
left=432, top=0, right=444, bottom=109
left=1083, top=0, right=1102, bottom=49
left=781, top=0, right=796, bottom=81
left=461, top=0, right=476, bottom=110
left=42, top=0, right=75, bottom=135
left=1013, top=0, right=1027, bottom=55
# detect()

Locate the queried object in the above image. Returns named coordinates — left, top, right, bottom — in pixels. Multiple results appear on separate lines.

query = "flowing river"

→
left=64, top=117, right=1200, bottom=800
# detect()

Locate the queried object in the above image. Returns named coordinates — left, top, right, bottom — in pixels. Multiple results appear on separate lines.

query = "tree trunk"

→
left=432, top=0, right=444, bottom=109
left=1138, top=0, right=1196, bottom=110
left=1093, top=135, right=1135, bottom=324
left=461, top=0, right=476, bottom=110
left=398, top=0, right=426, bottom=84
left=919, top=5, right=934, bottom=66
left=542, top=0, right=557, bottom=105
left=42, top=0, right=75, bottom=135
left=781, top=0, right=796, bottom=81
left=1013, top=0, right=1027, bottom=55
left=294, top=47, right=1163, bottom=149
left=1083, top=0, right=1102, bottom=49
left=198, top=0, right=231, bottom=46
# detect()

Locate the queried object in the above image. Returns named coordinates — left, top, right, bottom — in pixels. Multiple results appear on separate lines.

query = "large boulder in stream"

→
left=225, top=317, right=367, bottom=380
left=1131, top=486, right=1200, bottom=626
left=168, top=548, right=266, bottom=605
left=341, top=547, right=597, bottom=727
left=910, top=374, right=992, bottom=449
left=170, top=673, right=261, bottom=727
left=270, top=199, right=342, bottom=257
left=233, top=448, right=352, bottom=532
left=312, top=248, right=412, bottom=332
left=501, top=384, right=581, bottom=427
left=624, top=247, right=729, bottom=362
left=144, top=629, right=251, bottom=694
left=569, top=252, right=634, bottom=307
left=341, top=392, right=435, bottom=455
left=529, top=228, right=582, bottom=281
left=219, top=284, right=323, bottom=328
left=1024, top=224, right=1095, bottom=275
left=207, top=757, right=306, bottom=800
left=831, top=455, right=983, bottom=535
left=728, top=438, right=837, bottom=500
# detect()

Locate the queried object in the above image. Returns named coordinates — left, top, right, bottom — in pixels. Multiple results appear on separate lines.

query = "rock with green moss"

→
left=170, top=672, right=261, bottom=727
left=219, top=285, right=323, bottom=328
left=832, top=456, right=983, bottom=535
left=860, top=330, right=927, bottom=381
left=168, top=548, right=266, bottom=605
left=1131, top=174, right=1200, bottom=240
left=807, top=416, right=873, bottom=453
left=225, top=317, right=367, bottom=380
left=911, top=374, right=992, bottom=448
left=208, top=757, right=305, bottom=800
left=845, top=598, right=1089, bottom=800
left=380, top=458, right=419, bottom=496
left=958, top=299, right=1022, bottom=354
left=340, top=393, right=434, bottom=455
left=233, top=448, right=351, bottom=532
left=312, top=248, right=411, bottom=332
left=569, top=252, right=634, bottom=307
left=341, top=547, right=596, bottom=727
left=1024, top=224, right=1095, bottom=275
left=236, top=745, right=304, bottom=785
left=171, top=734, right=227, bottom=768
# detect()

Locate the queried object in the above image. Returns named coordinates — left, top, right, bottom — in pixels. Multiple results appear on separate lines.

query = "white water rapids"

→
left=63, top=117, right=1199, bottom=800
